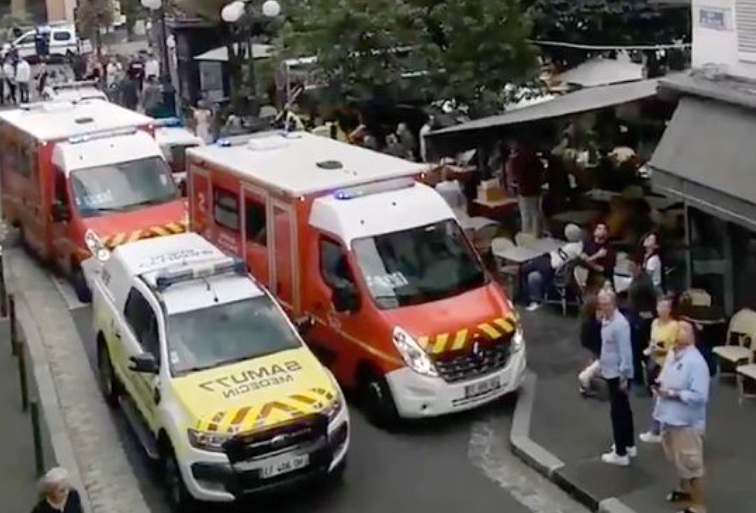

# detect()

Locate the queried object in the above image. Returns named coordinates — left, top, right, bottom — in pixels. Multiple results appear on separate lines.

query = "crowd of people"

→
left=0, top=50, right=32, bottom=105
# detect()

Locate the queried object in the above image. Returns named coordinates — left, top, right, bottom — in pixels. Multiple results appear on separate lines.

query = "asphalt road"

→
left=64, top=301, right=587, bottom=513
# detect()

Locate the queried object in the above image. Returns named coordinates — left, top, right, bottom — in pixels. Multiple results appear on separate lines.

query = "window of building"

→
left=245, top=199, right=267, bottom=246
left=213, top=186, right=239, bottom=231
left=736, top=0, right=756, bottom=60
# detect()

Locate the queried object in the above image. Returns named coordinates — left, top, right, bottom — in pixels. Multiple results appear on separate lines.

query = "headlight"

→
left=187, top=428, right=232, bottom=453
left=392, top=327, right=438, bottom=377
left=323, top=394, right=344, bottom=422
left=512, top=325, right=525, bottom=352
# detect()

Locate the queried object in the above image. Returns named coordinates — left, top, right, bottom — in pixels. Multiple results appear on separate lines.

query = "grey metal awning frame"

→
left=426, top=78, right=662, bottom=157
left=650, top=95, right=756, bottom=231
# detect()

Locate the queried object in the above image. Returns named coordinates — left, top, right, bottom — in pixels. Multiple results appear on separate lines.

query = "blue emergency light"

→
left=155, top=257, right=247, bottom=291
left=334, top=177, right=415, bottom=201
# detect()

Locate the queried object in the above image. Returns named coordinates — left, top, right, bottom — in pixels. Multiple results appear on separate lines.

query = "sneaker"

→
left=601, top=451, right=630, bottom=466
left=611, top=444, right=637, bottom=457
left=640, top=431, right=663, bottom=444
left=526, top=302, right=541, bottom=312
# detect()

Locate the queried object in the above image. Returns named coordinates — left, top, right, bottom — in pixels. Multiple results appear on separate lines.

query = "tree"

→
left=76, top=0, right=115, bottom=55
left=528, top=0, right=691, bottom=71
left=280, top=0, right=538, bottom=117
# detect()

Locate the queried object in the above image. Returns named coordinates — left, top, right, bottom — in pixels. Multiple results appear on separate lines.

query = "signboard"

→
left=699, top=7, right=728, bottom=30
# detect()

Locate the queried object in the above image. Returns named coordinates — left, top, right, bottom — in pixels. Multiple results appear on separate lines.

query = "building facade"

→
left=651, top=0, right=756, bottom=313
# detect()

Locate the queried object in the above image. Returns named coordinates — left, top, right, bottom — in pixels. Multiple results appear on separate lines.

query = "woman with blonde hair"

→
left=31, top=467, right=82, bottom=513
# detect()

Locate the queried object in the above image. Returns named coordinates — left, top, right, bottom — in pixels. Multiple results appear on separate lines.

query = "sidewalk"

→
left=515, top=308, right=755, bottom=513
left=0, top=316, right=55, bottom=513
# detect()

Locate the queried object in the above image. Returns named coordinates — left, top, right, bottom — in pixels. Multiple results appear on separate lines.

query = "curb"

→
left=16, top=290, right=92, bottom=513
left=7, top=249, right=151, bottom=513
left=509, top=371, right=640, bottom=513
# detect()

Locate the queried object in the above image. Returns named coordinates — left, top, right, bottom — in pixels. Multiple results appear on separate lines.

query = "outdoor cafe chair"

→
left=713, top=308, right=756, bottom=379
left=736, top=348, right=756, bottom=404
left=515, top=232, right=538, bottom=248
left=682, top=289, right=713, bottom=307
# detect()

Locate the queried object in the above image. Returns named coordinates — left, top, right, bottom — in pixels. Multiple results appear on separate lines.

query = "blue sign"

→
left=699, top=8, right=727, bottom=30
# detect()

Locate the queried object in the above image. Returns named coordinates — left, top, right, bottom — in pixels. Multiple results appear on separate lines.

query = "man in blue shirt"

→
left=598, top=289, right=636, bottom=466
left=653, top=321, right=710, bottom=513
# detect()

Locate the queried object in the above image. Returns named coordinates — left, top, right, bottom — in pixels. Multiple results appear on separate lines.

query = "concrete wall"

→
left=692, top=0, right=756, bottom=79
left=46, top=0, right=66, bottom=22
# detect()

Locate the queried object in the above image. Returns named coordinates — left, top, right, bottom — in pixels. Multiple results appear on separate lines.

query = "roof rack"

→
left=153, top=257, right=247, bottom=291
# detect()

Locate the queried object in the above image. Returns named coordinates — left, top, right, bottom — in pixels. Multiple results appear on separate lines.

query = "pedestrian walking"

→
left=626, top=258, right=658, bottom=390
left=597, top=289, right=637, bottom=466
left=4, top=58, right=17, bottom=104
left=141, top=75, right=162, bottom=117
left=506, top=139, right=544, bottom=237
left=193, top=99, right=214, bottom=144
left=31, top=467, right=83, bottom=513
left=36, top=62, right=49, bottom=98
left=16, top=58, right=31, bottom=103
left=144, top=52, right=160, bottom=81
left=652, top=321, right=710, bottom=513
left=120, top=74, right=140, bottom=111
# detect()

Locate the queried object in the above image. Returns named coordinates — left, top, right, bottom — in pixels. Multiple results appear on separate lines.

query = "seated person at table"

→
left=581, top=222, right=616, bottom=292
left=523, top=224, right=584, bottom=312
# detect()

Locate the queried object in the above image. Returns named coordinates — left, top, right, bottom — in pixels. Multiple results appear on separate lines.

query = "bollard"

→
left=30, top=401, right=44, bottom=477
left=17, top=340, right=28, bottom=412
left=9, top=294, right=17, bottom=356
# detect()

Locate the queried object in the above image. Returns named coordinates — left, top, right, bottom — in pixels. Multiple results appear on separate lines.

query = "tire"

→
left=97, top=340, right=120, bottom=407
left=72, top=265, right=92, bottom=304
left=162, top=445, right=197, bottom=513
left=359, top=370, right=399, bottom=429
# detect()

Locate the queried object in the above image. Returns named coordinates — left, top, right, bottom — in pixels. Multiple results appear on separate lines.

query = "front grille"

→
left=435, top=342, right=512, bottom=383
left=224, top=414, right=327, bottom=463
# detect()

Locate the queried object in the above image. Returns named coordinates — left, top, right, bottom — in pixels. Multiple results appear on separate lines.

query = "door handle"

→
left=153, top=387, right=161, bottom=405
left=113, top=330, right=121, bottom=340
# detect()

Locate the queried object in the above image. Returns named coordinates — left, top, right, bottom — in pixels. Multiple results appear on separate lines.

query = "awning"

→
left=650, top=96, right=756, bottom=230
left=426, top=78, right=661, bottom=156
left=194, top=43, right=275, bottom=62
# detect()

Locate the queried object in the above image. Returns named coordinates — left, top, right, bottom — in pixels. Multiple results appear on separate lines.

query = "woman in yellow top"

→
left=639, top=296, right=679, bottom=443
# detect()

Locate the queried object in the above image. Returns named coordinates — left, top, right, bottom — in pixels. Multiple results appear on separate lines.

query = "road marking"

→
left=50, top=274, right=88, bottom=311
left=469, top=417, right=587, bottom=513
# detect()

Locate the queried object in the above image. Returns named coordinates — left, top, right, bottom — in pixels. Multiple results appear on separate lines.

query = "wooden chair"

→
left=515, top=232, right=538, bottom=248
left=713, top=308, right=756, bottom=378
left=736, top=349, right=756, bottom=404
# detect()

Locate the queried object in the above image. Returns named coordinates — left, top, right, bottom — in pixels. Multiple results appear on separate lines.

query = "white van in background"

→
left=2, top=24, right=92, bottom=62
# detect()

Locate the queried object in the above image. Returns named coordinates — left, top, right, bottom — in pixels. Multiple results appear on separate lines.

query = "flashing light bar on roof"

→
left=154, top=117, right=183, bottom=128
left=154, top=257, right=247, bottom=291
left=68, top=127, right=140, bottom=144
left=335, top=177, right=416, bottom=200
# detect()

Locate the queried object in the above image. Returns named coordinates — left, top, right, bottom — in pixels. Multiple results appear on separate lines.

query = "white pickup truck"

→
left=2, top=25, right=92, bottom=62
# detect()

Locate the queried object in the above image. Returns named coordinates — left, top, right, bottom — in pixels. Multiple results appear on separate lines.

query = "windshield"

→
left=71, top=156, right=177, bottom=217
left=167, top=296, right=302, bottom=375
left=352, top=219, right=486, bottom=309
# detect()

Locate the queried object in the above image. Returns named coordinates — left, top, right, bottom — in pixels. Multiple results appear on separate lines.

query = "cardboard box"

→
left=477, top=179, right=506, bottom=202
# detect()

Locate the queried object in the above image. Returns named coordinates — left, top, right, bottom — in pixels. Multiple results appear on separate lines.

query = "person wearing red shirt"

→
left=506, top=139, right=545, bottom=237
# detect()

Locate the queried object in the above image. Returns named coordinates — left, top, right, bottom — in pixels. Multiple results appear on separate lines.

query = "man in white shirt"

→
left=144, top=53, right=160, bottom=80
left=3, top=59, right=16, bottom=104
left=15, top=58, right=31, bottom=103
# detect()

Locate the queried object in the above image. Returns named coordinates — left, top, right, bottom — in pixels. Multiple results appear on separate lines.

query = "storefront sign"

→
left=699, top=7, right=728, bottom=30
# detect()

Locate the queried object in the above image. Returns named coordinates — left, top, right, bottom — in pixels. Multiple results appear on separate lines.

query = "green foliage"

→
left=528, top=0, right=691, bottom=69
left=76, top=0, right=115, bottom=37
left=280, top=0, right=537, bottom=116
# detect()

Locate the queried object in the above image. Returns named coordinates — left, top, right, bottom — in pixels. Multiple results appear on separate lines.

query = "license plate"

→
left=259, top=454, right=309, bottom=479
left=464, top=376, right=501, bottom=399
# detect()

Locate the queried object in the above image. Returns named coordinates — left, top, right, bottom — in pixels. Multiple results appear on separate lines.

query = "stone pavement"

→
left=514, top=307, right=755, bottom=513
left=6, top=248, right=151, bottom=513
left=0, top=316, right=56, bottom=513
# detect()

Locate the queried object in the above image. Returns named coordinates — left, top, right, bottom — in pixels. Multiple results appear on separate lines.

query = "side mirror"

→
left=332, top=283, right=360, bottom=313
left=293, top=315, right=315, bottom=336
left=51, top=201, right=70, bottom=222
left=129, top=353, right=159, bottom=374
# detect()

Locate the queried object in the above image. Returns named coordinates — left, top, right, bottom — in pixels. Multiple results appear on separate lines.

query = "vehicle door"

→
left=188, top=162, right=210, bottom=237
left=268, top=200, right=298, bottom=312
left=51, top=165, right=74, bottom=272
left=16, top=142, right=46, bottom=255
left=242, top=186, right=270, bottom=292
left=14, top=32, right=36, bottom=56
left=308, top=235, right=363, bottom=372
left=50, top=29, right=73, bottom=54
left=119, top=287, right=162, bottom=431
left=209, top=183, right=243, bottom=255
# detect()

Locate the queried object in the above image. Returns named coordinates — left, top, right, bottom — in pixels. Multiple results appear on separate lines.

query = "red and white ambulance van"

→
left=0, top=100, right=187, bottom=302
left=186, top=132, right=526, bottom=425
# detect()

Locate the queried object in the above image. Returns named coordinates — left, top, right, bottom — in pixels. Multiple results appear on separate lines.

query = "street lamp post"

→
left=141, top=0, right=176, bottom=116
left=221, top=0, right=280, bottom=108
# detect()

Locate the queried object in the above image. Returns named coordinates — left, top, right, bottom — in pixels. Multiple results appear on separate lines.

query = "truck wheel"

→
left=72, top=265, right=92, bottom=304
left=97, top=340, right=120, bottom=407
left=359, top=370, right=399, bottom=429
left=162, top=445, right=197, bottom=513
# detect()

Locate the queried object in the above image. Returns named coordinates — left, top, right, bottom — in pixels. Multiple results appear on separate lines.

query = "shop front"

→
left=651, top=85, right=756, bottom=315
